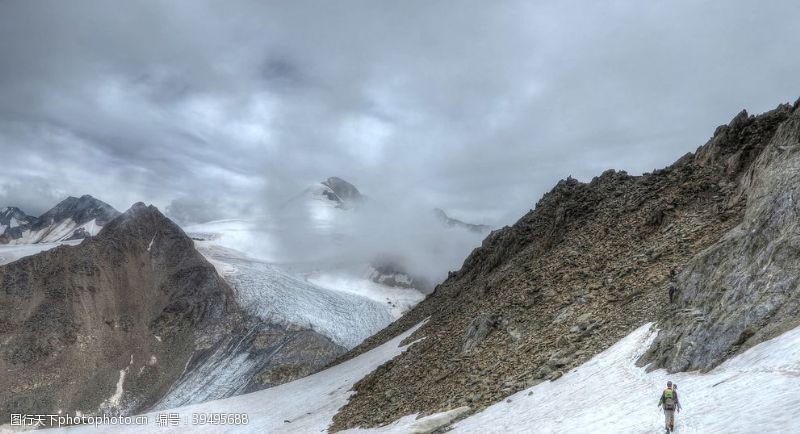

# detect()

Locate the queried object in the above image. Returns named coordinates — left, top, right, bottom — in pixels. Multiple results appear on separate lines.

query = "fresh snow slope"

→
left=6, top=218, right=99, bottom=244
left=451, top=323, right=800, bottom=434
left=54, top=322, right=427, bottom=434
left=0, top=240, right=81, bottom=265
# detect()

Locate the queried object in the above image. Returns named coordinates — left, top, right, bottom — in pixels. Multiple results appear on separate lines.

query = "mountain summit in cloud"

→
left=320, top=176, right=364, bottom=207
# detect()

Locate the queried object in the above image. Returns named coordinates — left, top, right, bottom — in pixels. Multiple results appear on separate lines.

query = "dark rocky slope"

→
left=330, top=100, right=800, bottom=430
left=0, top=203, right=343, bottom=424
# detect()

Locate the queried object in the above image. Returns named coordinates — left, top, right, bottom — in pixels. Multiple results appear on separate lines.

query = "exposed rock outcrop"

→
left=462, top=314, right=507, bottom=353
left=638, top=103, right=800, bottom=372
left=330, top=100, right=800, bottom=430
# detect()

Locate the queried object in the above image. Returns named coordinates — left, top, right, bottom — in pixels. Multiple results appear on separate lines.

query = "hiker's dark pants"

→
left=664, top=408, right=675, bottom=428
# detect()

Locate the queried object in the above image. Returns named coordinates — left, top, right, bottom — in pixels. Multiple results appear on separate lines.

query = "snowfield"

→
left=46, top=321, right=800, bottom=434
left=0, top=240, right=81, bottom=265
left=451, top=323, right=800, bottom=434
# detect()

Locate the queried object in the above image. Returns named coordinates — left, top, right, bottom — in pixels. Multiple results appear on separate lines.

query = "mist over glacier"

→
left=187, top=184, right=489, bottom=292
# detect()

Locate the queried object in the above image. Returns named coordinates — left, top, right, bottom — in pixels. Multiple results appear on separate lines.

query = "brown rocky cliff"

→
left=330, top=101, right=798, bottom=431
left=0, top=202, right=346, bottom=422
left=0, top=203, right=234, bottom=422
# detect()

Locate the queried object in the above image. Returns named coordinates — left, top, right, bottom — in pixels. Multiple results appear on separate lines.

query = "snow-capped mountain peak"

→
left=0, top=206, right=34, bottom=234
left=34, top=194, right=120, bottom=228
left=0, top=195, right=121, bottom=244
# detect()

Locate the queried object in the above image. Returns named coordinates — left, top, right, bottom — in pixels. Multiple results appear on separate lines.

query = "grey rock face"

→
left=639, top=102, right=800, bottom=372
left=462, top=314, right=507, bottom=353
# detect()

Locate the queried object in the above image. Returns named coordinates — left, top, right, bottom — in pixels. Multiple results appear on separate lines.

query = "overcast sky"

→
left=1, top=1, right=799, bottom=224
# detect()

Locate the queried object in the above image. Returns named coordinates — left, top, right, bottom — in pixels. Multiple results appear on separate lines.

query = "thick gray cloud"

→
left=1, top=0, right=799, bottom=225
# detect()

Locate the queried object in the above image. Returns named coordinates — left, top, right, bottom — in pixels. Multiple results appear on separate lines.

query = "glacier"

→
left=186, top=218, right=425, bottom=349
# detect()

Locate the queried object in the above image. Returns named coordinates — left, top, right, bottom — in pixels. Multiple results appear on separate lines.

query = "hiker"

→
left=668, top=269, right=677, bottom=303
left=658, top=380, right=681, bottom=432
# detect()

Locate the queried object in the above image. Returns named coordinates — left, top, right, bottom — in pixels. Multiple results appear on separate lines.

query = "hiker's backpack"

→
left=663, top=388, right=676, bottom=410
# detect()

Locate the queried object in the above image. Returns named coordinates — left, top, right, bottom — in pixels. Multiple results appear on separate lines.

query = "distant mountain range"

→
left=0, top=195, right=120, bottom=244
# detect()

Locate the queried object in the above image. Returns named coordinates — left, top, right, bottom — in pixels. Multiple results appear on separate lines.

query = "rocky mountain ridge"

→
left=0, top=195, right=120, bottom=244
left=0, top=207, right=34, bottom=233
left=0, top=203, right=344, bottom=424
left=329, top=100, right=800, bottom=430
